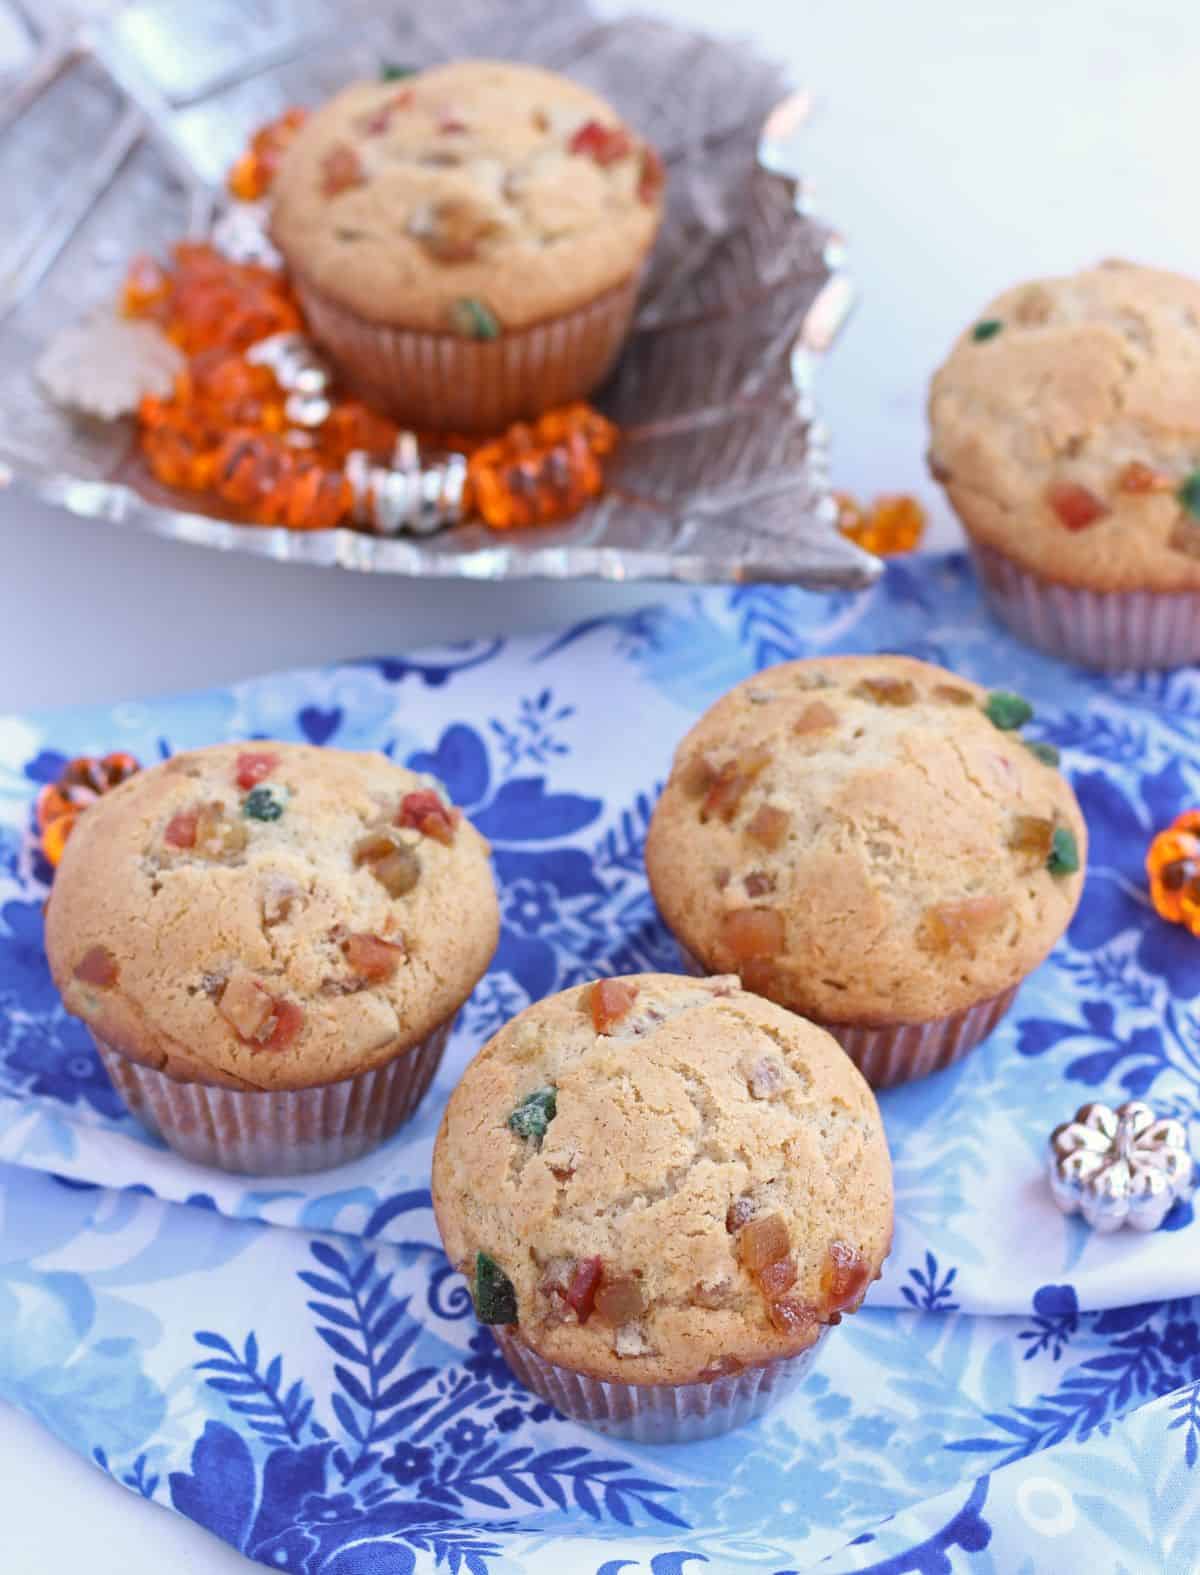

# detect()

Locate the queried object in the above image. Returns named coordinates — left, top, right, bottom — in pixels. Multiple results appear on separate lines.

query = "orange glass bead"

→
left=466, top=405, right=614, bottom=528
left=320, top=402, right=399, bottom=463
left=226, top=107, right=308, bottom=201
left=41, top=814, right=74, bottom=868
left=837, top=491, right=926, bottom=556
left=284, top=464, right=354, bottom=529
left=121, top=253, right=171, bottom=319
left=37, top=752, right=142, bottom=868
left=1146, top=818, right=1200, bottom=930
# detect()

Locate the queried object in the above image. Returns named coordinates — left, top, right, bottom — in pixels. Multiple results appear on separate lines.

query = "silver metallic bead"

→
left=284, top=391, right=332, bottom=429
left=246, top=332, right=332, bottom=399
left=1048, top=1100, right=1195, bottom=1233
left=344, top=438, right=468, bottom=538
left=210, top=200, right=283, bottom=270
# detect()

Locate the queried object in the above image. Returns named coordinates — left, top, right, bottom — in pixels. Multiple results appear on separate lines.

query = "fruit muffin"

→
left=929, top=260, right=1200, bottom=669
left=45, top=741, right=498, bottom=1173
left=271, top=59, right=664, bottom=431
left=645, top=655, right=1087, bottom=1086
left=432, top=973, right=893, bottom=1442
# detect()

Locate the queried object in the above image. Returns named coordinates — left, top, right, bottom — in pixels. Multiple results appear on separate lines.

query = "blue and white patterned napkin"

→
left=0, top=556, right=1198, bottom=1572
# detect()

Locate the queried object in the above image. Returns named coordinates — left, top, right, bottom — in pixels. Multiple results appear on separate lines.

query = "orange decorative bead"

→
left=837, top=491, right=925, bottom=556
left=226, top=107, right=308, bottom=201
left=120, top=253, right=171, bottom=319
left=466, top=405, right=616, bottom=528
left=37, top=752, right=142, bottom=868
left=1146, top=814, right=1200, bottom=931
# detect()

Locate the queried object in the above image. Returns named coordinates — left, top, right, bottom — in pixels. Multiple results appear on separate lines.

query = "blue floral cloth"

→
left=0, top=554, right=1198, bottom=1571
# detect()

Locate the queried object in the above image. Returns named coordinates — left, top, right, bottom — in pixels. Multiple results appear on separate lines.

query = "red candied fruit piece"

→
left=637, top=144, right=665, bottom=204
left=1045, top=479, right=1107, bottom=531
left=321, top=144, right=365, bottom=197
left=74, top=946, right=118, bottom=988
left=564, top=1256, right=603, bottom=1323
left=261, top=999, right=304, bottom=1052
left=569, top=119, right=634, bottom=165
left=396, top=789, right=460, bottom=845
left=821, top=1239, right=870, bottom=1313
left=589, top=978, right=638, bottom=1032
left=235, top=750, right=279, bottom=791
left=342, top=931, right=406, bottom=981
left=165, top=809, right=199, bottom=849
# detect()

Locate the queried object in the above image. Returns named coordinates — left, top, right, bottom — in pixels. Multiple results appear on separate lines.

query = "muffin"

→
left=929, top=260, right=1200, bottom=669
left=45, top=742, right=498, bottom=1174
left=645, top=656, right=1087, bottom=1087
left=270, top=60, right=664, bottom=432
left=432, top=973, right=893, bottom=1443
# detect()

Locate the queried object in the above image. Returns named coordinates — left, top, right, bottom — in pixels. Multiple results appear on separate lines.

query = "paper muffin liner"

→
left=676, top=945, right=1018, bottom=1089
left=93, top=1016, right=454, bottom=1175
left=491, top=1323, right=829, bottom=1444
left=293, top=271, right=644, bottom=434
left=970, top=539, right=1200, bottom=672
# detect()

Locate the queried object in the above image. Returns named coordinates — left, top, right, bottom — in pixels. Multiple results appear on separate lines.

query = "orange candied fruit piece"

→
left=1117, top=460, right=1173, bottom=495
left=836, top=491, right=925, bottom=556
left=589, top=978, right=638, bottom=1033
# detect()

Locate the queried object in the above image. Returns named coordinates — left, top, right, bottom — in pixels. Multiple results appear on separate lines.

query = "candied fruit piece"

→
left=396, top=789, right=459, bottom=844
left=235, top=750, right=279, bottom=790
left=1118, top=460, right=1173, bottom=494
left=1046, top=479, right=1107, bottom=531
left=343, top=932, right=405, bottom=980
left=972, top=319, right=1003, bottom=341
left=821, top=1239, right=870, bottom=1313
left=720, top=907, right=785, bottom=962
left=449, top=297, right=500, bottom=340
left=1178, top=471, right=1200, bottom=519
left=374, top=848, right=422, bottom=897
left=726, top=1197, right=755, bottom=1233
left=74, top=946, right=118, bottom=988
left=594, top=1275, right=644, bottom=1326
left=793, top=700, right=838, bottom=734
left=164, top=809, right=199, bottom=849
left=508, top=1086, right=557, bottom=1141
left=590, top=978, right=638, bottom=1033
left=1009, top=814, right=1055, bottom=864
left=637, top=143, right=665, bottom=204
left=735, top=1212, right=789, bottom=1272
left=768, top=1297, right=820, bottom=1339
left=218, top=971, right=275, bottom=1040
left=1047, top=826, right=1080, bottom=876
left=758, top=1255, right=798, bottom=1300
left=415, top=196, right=501, bottom=263
left=739, top=955, right=782, bottom=998
left=701, top=747, right=771, bottom=822
left=984, top=690, right=1034, bottom=730
left=243, top=785, right=287, bottom=821
left=261, top=999, right=304, bottom=1052
left=195, top=802, right=248, bottom=857
left=1025, top=740, right=1061, bottom=767
left=321, top=144, right=366, bottom=197
left=473, top=1252, right=517, bottom=1325
left=746, top=804, right=790, bottom=851
left=679, top=751, right=718, bottom=797
left=262, top=874, right=302, bottom=925
left=923, top=894, right=1010, bottom=952
left=854, top=676, right=916, bottom=706
left=932, top=683, right=974, bottom=706
left=569, top=119, right=634, bottom=165
left=564, top=1257, right=602, bottom=1323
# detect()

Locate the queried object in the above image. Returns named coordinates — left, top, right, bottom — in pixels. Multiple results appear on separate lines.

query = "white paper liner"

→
left=294, top=272, right=643, bottom=434
left=492, top=1323, right=829, bottom=1443
left=675, top=945, right=1018, bottom=1088
left=93, top=1016, right=453, bottom=1175
left=970, top=540, right=1200, bottom=672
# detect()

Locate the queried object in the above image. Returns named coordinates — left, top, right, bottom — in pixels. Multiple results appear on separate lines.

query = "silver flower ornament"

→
left=1048, top=1101, right=1195, bottom=1233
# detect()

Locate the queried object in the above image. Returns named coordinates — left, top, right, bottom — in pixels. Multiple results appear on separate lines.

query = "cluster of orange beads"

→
left=117, top=106, right=620, bottom=535
left=466, top=404, right=617, bottom=528
left=1146, top=810, right=1200, bottom=934
left=37, top=754, right=141, bottom=868
left=226, top=107, right=309, bottom=201
left=835, top=492, right=926, bottom=555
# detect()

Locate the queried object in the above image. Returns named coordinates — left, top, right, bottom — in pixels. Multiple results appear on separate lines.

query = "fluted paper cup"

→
left=491, top=1323, right=829, bottom=1444
left=677, top=945, right=1017, bottom=1089
left=294, top=271, right=644, bottom=434
left=970, top=539, right=1200, bottom=672
left=93, top=1016, right=453, bottom=1175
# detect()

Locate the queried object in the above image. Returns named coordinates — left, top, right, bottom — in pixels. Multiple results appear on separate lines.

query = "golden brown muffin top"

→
left=432, top=974, right=893, bottom=1386
left=270, top=61, right=663, bottom=333
left=645, top=655, right=1087, bottom=1026
left=46, top=742, right=498, bottom=1091
left=928, top=260, right=1200, bottom=592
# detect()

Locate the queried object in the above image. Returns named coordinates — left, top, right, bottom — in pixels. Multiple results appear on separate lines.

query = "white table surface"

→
left=2, top=0, right=1196, bottom=1566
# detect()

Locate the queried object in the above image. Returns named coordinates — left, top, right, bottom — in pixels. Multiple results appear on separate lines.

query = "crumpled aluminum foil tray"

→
left=0, top=0, right=878, bottom=588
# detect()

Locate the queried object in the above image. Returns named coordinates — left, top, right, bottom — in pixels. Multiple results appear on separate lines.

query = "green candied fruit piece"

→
left=507, top=1086, right=557, bottom=1142
left=243, top=785, right=287, bottom=822
left=1047, top=826, right=1080, bottom=876
left=380, top=62, right=417, bottom=80
left=473, top=1251, right=517, bottom=1325
left=449, top=297, right=500, bottom=341
left=1025, top=739, right=1061, bottom=767
left=972, top=319, right=1003, bottom=342
left=1177, top=470, right=1200, bottom=519
left=984, top=690, right=1034, bottom=730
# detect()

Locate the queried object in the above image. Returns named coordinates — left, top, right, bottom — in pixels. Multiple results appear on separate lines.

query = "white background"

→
left=1, top=0, right=1196, bottom=1567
